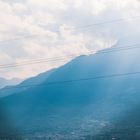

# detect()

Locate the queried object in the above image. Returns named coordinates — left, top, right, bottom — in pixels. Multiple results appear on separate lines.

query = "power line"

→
left=77, top=15, right=140, bottom=29
left=0, top=43, right=140, bottom=68
left=0, top=35, right=38, bottom=44
left=0, top=16, right=139, bottom=69
left=0, top=16, right=140, bottom=44
left=2, top=71, right=140, bottom=91
left=0, top=43, right=140, bottom=69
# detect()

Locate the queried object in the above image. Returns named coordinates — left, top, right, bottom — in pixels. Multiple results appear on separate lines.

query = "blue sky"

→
left=0, top=0, right=140, bottom=79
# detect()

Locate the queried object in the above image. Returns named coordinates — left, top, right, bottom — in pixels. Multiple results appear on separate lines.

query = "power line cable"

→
left=0, top=16, right=140, bottom=44
left=77, top=15, right=140, bottom=29
left=0, top=43, right=140, bottom=69
left=2, top=71, right=140, bottom=90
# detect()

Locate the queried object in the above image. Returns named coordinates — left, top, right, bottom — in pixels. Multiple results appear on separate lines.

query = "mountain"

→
left=0, top=68, right=56, bottom=97
left=0, top=45, right=140, bottom=139
left=0, top=77, right=22, bottom=89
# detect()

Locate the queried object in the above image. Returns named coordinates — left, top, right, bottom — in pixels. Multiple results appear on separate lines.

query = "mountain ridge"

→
left=0, top=45, right=140, bottom=139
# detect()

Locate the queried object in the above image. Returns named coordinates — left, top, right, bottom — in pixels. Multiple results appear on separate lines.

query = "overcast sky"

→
left=0, top=0, right=140, bottom=79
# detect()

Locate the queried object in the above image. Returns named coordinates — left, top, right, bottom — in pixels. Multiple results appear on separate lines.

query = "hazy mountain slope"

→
left=0, top=77, right=22, bottom=89
left=0, top=46, right=140, bottom=139
left=0, top=68, right=56, bottom=97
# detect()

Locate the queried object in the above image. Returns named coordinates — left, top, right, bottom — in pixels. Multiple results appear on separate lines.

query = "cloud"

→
left=0, top=0, right=140, bottom=79
left=27, top=0, right=68, bottom=10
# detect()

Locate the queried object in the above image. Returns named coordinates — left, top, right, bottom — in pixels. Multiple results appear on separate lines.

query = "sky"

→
left=0, top=0, right=140, bottom=79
